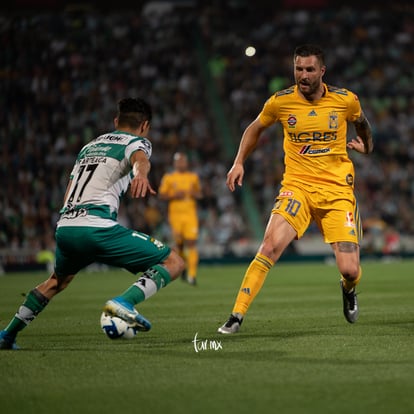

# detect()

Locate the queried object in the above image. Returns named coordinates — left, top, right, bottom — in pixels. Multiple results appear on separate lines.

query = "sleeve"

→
left=126, top=138, right=152, bottom=163
left=346, top=91, right=362, bottom=122
left=258, top=95, right=279, bottom=127
left=194, top=174, right=201, bottom=191
left=158, top=174, right=170, bottom=196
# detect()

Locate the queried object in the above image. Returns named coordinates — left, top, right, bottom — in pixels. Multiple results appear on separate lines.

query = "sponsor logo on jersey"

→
left=83, top=145, right=112, bottom=157
left=150, top=237, right=165, bottom=249
left=308, top=109, right=317, bottom=116
left=346, top=174, right=354, bottom=186
left=61, top=206, right=88, bottom=220
left=96, top=134, right=126, bottom=142
left=288, top=131, right=337, bottom=142
left=299, top=145, right=331, bottom=155
left=345, top=211, right=355, bottom=228
left=279, top=190, right=294, bottom=197
left=287, top=114, right=297, bottom=127
left=140, top=139, right=152, bottom=153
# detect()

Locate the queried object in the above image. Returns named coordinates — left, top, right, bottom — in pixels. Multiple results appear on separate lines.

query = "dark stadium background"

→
left=1, top=0, right=413, bottom=271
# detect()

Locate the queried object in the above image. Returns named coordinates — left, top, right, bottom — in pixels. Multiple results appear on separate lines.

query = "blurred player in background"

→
left=0, top=97, right=185, bottom=350
left=218, top=44, right=373, bottom=334
left=159, top=152, right=202, bottom=286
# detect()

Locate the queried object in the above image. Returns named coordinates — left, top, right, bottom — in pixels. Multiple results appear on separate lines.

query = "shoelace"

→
left=225, top=315, right=241, bottom=327
left=345, top=290, right=356, bottom=309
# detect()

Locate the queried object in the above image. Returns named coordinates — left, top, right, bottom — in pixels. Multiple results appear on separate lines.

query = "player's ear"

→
left=140, top=120, right=150, bottom=134
left=114, top=117, right=119, bottom=128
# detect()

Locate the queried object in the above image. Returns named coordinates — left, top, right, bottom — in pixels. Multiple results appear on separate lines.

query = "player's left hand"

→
left=347, top=136, right=366, bottom=154
left=130, top=176, right=157, bottom=198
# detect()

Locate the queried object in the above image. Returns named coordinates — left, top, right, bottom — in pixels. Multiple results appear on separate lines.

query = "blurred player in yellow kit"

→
left=218, top=44, right=373, bottom=333
left=159, top=152, right=202, bottom=285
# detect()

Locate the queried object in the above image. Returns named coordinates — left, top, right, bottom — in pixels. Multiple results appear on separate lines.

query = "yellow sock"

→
left=232, top=253, right=274, bottom=316
left=187, top=247, right=199, bottom=279
left=341, top=266, right=362, bottom=291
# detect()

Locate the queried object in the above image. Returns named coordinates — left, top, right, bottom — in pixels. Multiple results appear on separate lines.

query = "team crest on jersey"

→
left=346, top=174, right=354, bottom=186
left=344, top=211, right=355, bottom=228
left=328, top=111, right=338, bottom=129
left=287, top=115, right=297, bottom=128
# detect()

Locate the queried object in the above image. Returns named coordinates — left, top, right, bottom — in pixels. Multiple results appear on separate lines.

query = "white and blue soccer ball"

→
left=100, top=312, right=137, bottom=340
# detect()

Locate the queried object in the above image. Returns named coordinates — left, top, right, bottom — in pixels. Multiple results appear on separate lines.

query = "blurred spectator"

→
left=0, top=5, right=246, bottom=266
left=1, top=2, right=414, bottom=265
left=199, top=2, right=414, bottom=254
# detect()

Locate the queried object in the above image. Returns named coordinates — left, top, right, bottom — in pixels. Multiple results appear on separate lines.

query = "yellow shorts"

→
left=169, top=213, right=199, bottom=242
left=271, top=184, right=362, bottom=244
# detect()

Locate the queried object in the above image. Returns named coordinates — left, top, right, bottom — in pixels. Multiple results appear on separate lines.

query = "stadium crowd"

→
left=200, top=2, right=414, bottom=254
left=0, top=3, right=250, bottom=269
left=1, top=1, right=413, bottom=269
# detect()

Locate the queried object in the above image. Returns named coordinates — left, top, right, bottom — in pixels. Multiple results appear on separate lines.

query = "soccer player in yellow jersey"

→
left=159, top=152, right=202, bottom=285
left=218, top=44, right=373, bottom=333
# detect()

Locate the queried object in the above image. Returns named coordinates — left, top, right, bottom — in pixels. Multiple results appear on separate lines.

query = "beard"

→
left=297, top=79, right=321, bottom=100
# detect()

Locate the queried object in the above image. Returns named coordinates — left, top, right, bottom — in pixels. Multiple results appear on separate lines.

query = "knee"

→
left=186, top=239, right=197, bottom=249
left=258, top=239, right=285, bottom=263
left=339, top=264, right=360, bottom=281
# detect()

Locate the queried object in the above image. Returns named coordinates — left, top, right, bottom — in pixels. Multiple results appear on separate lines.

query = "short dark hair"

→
left=294, top=44, right=325, bottom=67
left=117, top=97, right=152, bottom=129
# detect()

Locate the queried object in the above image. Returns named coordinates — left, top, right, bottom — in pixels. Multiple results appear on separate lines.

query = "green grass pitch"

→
left=0, top=259, right=413, bottom=414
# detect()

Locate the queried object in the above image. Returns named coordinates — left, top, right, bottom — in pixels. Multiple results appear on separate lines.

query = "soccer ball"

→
left=100, top=312, right=137, bottom=340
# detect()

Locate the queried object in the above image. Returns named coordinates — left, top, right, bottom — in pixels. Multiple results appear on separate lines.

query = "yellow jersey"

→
left=158, top=171, right=201, bottom=216
left=259, top=83, right=361, bottom=189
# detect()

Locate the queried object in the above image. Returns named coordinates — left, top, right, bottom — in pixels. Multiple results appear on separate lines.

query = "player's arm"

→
left=158, top=184, right=170, bottom=201
left=191, top=177, right=203, bottom=200
left=130, top=150, right=156, bottom=198
left=62, top=178, right=73, bottom=205
left=192, top=187, right=202, bottom=200
left=158, top=176, right=181, bottom=201
left=347, top=110, right=374, bottom=154
left=227, top=116, right=268, bottom=191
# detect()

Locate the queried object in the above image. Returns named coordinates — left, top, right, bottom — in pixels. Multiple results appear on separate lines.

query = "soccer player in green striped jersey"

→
left=0, top=97, right=185, bottom=349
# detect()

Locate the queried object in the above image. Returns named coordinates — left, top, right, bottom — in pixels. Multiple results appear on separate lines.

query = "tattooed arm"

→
left=347, top=110, right=374, bottom=154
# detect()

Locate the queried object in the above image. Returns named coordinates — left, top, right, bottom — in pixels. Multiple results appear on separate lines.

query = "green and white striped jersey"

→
left=57, top=130, right=152, bottom=228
